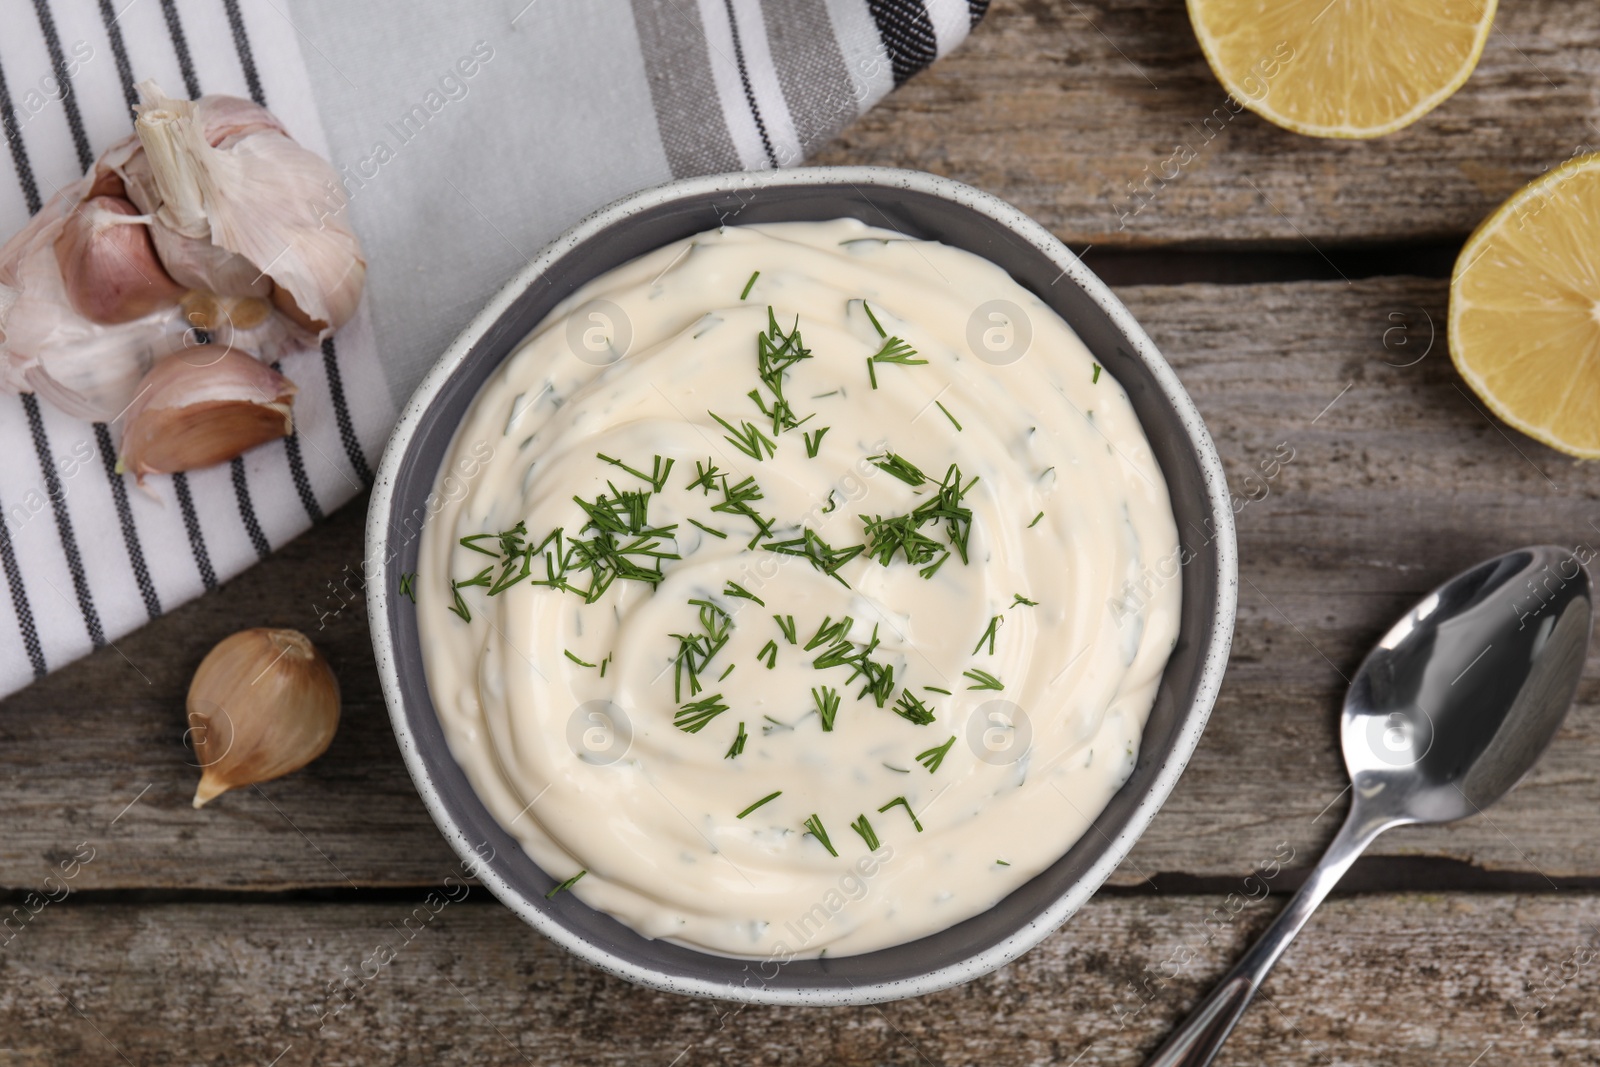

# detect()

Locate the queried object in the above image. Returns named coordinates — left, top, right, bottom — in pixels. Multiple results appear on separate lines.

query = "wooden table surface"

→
left=5, top=2, right=1600, bottom=1064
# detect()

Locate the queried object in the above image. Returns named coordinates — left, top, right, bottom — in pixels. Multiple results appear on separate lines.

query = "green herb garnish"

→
left=813, top=685, right=841, bottom=731
left=935, top=400, right=962, bottom=431
left=765, top=527, right=863, bottom=586
left=974, top=615, right=1002, bottom=656
left=923, top=686, right=952, bottom=695
left=757, top=640, right=778, bottom=669
left=803, top=814, right=838, bottom=857
left=803, top=427, right=829, bottom=458
left=1091, top=362, right=1102, bottom=384
left=917, top=735, right=957, bottom=772
left=710, top=411, right=776, bottom=461
left=675, top=693, right=730, bottom=733
left=563, top=650, right=596, bottom=668
left=738, top=790, right=782, bottom=818
left=963, top=668, right=1005, bottom=691
left=774, top=614, right=797, bottom=645
left=850, top=814, right=880, bottom=850
left=545, top=869, right=587, bottom=899
left=670, top=599, right=732, bottom=701
left=398, top=572, right=416, bottom=602
left=725, top=721, right=748, bottom=759
left=868, top=451, right=927, bottom=486
left=687, top=459, right=722, bottom=494
left=877, top=796, right=923, bottom=832
left=724, top=581, right=765, bottom=606
left=1011, top=594, right=1038, bottom=608
left=893, top=690, right=936, bottom=725
left=1028, top=511, right=1044, bottom=529
left=596, top=452, right=674, bottom=493
left=741, top=271, right=760, bottom=300
left=687, top=517, right=727, bottom=539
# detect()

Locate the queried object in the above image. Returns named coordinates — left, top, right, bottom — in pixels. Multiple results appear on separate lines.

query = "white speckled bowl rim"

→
left=366, top=166, right=1238, bottom=1006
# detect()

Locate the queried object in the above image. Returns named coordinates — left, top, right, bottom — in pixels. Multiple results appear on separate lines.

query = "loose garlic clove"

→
left=54, top=195, right=184, bottom=324
left=188, top=628, right=340, bottom=807
left=118, top=349, right=296, bottom=481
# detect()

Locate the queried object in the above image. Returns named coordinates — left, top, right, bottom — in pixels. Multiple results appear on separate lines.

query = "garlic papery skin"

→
left=118, top=348, right=297, bottom=481
left=187, top=628, right=340, bottom=808
left=54, top=195, right=184, bottom=324
left=132, top=80, right=365, bottom=343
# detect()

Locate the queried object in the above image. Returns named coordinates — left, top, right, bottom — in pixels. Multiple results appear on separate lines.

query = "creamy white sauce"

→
left=417, top=220, right=1180, bottom=959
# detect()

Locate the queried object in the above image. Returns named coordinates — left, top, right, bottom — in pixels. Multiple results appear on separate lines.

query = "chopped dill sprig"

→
left=804, top=427, right=829, bottom=458
left=563, top=650, right=596, bottom=668
left=813, top=685, right=841, bottom=731
left=963, top=668, right=1005, bottom=691
left=757, top=640, right=778, bottom=669
left=596, top=452, right=674, bottom=493
left=747, top=308, right=817, bottom=437
left=669, top=599, right=733, bottom=701
left=1011, top=594, right=1038, bottom=608
left=599, top=653, right=612, bottom=677
left=802, top=814, right=838, bottom=857
left=917, top=735, right=957, bottom=772
left=710, top=411, right=776, bottom=460
left=868, top=451, right=927, bottom=486
left=774, top=614, right=797, bottom=645
left=914, top=464, right=978, bottom=563
left=805, top=615, right=854, bottom=651
left=724, top=581, right=765, bottom=606
left=674, top=693, right=730, bottom=733
left=447, top=586, right=472, bottom=622
left=725, top=721, right=748, bottom=759
left=935, top=400, right=962, bottom=431
left=860, top=301, right=924, bottom=388
left=974, top=615, right=1002, bottom=656
left=877, top=796, right=923, bottom=832
left=545, top=869, right=587, bottom=900
left=718, top=663, right=736, bottom=681
left=918, top=551, right=951, bottom=580
left=1028, top=511, right=1044, bottom=529
left=737, top=790, right=782, bottom=819
left=850, top=814, right=880, bottom=851
left=820, top=490, right=839, bottom=514
left=765, top=527, right=863, bottom=586
left=711, top=474, right=776, bottom=547
left=923, top=686, right=952, bottom=695
left=687, top=517, right=727, bottom=539
left=398, top=572, right=416, bottom=602
left=893, top=690, right=936, bottom=725
left=997, top=859, right=1011, bottom=866
left=862, top=300, right=890, bottom=338
left=1091, top=362, right=1102, bottom=384
left=687, top=459, right=722, bottom=494
left=861, top=512, right=944, bottom=568
left=813, top=622, right=896, bottom=708
left=741, top=271, right=760, bottom=300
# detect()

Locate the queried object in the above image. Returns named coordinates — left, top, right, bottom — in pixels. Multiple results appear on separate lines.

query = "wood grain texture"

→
left=2, top=278, right=1595, bottom=891
left=0, top=893, right=1595, bottom=1066
left=812, top=0, right=1600, bottom=247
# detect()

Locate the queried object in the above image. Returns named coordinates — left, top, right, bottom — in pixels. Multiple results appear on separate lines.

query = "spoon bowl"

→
left=1146, top=545, right=1591, bottom=1067
left=1342, top=545, right=1591, bottom=825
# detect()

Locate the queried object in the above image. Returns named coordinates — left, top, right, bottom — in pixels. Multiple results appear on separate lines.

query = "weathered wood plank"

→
left=813, top=0, right=1600, bottom=247
left=0, top=893, right=1594, bottom=1065
left=4, top=278, right=1596, bottom=890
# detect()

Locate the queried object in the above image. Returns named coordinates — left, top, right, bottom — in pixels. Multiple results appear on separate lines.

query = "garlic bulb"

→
left=126, top=81, right=365, bottom=351
left=187, top=628, right=340, bottom=808
left=54, top=194, right=185, bottom=323
left=119, top=349, right=296, bottom=481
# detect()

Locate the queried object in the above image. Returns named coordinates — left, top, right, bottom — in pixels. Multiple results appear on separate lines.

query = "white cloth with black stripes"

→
left=0, top=0, right=988, bottom=696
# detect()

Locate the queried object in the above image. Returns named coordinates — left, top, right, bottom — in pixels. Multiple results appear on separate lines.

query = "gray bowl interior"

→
left=379, top=181, right=1225, bottom=996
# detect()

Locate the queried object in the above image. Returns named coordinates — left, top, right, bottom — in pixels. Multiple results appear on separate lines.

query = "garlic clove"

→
left=187, top=628, right=340, bottom=807
left=2, top=190, right=189, bottom=422
left=54, top=195, right=184, bottom=324
left=118, top=349, right=296, bottom=480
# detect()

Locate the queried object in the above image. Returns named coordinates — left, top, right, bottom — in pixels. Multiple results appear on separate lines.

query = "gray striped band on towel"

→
left=0, top=0, right=988, bottom=698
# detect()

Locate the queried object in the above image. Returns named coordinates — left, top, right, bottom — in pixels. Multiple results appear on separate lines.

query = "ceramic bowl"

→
left=366, top=166, right=1237, bottom=1005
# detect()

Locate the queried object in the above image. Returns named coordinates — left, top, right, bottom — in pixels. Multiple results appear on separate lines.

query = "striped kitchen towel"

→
left=0, top=0, right=989, bottom=697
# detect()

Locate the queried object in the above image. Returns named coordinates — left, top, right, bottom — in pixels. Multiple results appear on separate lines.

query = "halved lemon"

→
left=1450, top=154, right=1600, bottom=459
left=1187, top=0, right=1498, bottom=139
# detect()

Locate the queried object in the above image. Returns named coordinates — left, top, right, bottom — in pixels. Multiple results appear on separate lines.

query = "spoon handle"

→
left=1140, top=806, right=1394, bottom=1067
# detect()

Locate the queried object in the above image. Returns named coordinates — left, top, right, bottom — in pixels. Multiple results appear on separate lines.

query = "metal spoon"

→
left=1144, top=545, right=1592, bottom=1067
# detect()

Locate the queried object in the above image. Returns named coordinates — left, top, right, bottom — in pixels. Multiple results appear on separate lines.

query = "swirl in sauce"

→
left=417, top=220, right=1180, bottom=958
